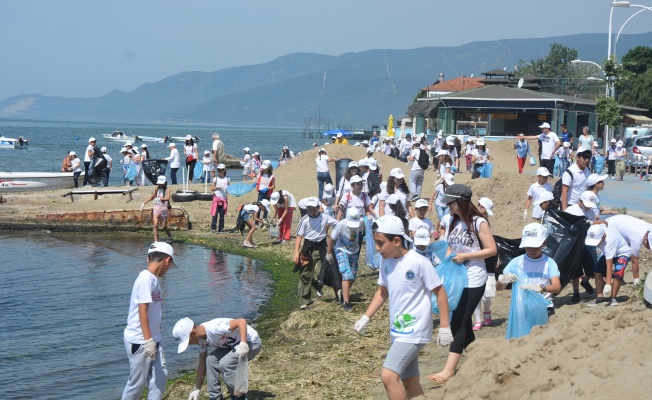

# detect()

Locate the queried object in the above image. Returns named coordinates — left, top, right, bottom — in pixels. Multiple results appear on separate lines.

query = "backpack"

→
left=551, top=168, right=573, bottom=209
left=417, top=149, right=430, bottom=169
left=234, top=204, right=246, bottom=235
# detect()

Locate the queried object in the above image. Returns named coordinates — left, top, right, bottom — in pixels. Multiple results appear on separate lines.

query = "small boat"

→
left=0, top=171, right=84, bottom=192
left=0, top=136, right=28, bottom=149
left=102, top=130, right=168, bottom=143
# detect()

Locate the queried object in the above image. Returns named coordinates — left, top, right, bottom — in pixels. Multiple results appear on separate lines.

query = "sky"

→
left=1, top=0, right=651, bottom=101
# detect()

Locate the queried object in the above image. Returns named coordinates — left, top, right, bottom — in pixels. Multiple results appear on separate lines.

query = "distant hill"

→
left=1, top=32, right=650, bottom=125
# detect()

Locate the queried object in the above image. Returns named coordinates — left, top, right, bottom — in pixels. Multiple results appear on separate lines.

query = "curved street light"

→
left=613, top=9, right=650, bottom=59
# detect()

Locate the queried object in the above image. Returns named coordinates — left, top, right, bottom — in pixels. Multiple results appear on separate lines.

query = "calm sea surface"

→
left=0, top=231, right=273, bottom=399
left=0, top=119, right=321, bottom=184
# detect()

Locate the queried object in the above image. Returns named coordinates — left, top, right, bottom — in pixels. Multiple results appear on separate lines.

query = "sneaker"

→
left=315, top=288, right=323, bottom=297
left=337, top=289, right=343, bottom=304
left=483, top=312, right=492, bottom=326
left=243, top=241, right=254, bottom=248
left=587, top=297, right=608, bottom=307
left=473, top=322, right=482, bottom=331
left=342, top=302, right=353, bottom=312
left=300, top=304, right=308, bottom=310
left=570, top=292, right=580, bottom=303
left=608, top=298, right=619, bottom=307
left=581, top=278, right=595, bottom=294
left=271, top=239, right=282, bottom=245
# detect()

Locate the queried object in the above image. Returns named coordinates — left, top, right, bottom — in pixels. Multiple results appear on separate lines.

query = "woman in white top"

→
left=184, top=135, right=199, bottom=183
left=379, top=168, right=414, bottom=218
left=334, top=161, right=359, bottom=213
left=210, top=164, right=230, bottom=233
left=428, top=183, right=496, bottom=384
left=315, top=148, right=334, bottom=200
left=138, top=144, right=150, bottom=186
left=471, top=139, right=491, bottom=179
left=164, top=143, right=180, bottom=185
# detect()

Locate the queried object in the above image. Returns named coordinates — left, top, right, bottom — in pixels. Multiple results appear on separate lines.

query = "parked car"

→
left=626, top=135, right=652, bottom=173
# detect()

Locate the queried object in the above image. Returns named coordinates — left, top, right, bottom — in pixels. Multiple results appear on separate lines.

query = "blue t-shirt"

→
left=515, top=140, right=530, bottom=158
left=503, top=254, right=560, bottom=307
left=561, top=130, right=572, bottom=143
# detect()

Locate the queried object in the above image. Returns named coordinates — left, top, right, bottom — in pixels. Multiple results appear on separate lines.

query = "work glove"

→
left=140, top=203, right=145, bottom=212
left=235, top=342, right=249, bottom=359
left=498, top=274, right=519, bottom=285
left=603, top=284, right=612, bottom=297
left=260, top=187, right=268, bottom=194
left=522, top=210, right=528, bottom=221
left=143, top=338, right=157, bottom=361
left=436, top=327, right=454, bottom=346
left=354, top=315, right=370, bottom=334
left=326, top=253, right=334, bottom=264
left=520, top=283, right=543, bottom=293
left=188, top=389, right=200, bottom=400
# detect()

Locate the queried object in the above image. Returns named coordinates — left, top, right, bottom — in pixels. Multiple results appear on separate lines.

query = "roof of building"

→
left=482, top=68, right=514, bottom=77
left=421, top=76, right=485, bottom=92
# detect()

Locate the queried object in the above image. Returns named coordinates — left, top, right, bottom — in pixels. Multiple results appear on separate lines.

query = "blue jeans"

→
left=436, top=205, right=449, bottom=220
left=169, top=168, right=178, bottom=185
left=317, top=172, right=332, bottom=200
left=257, top=191, right=268, bottom=220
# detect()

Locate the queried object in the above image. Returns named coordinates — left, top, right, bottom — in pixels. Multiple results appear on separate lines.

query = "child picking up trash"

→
left=327, top=207, right=364, bottom=312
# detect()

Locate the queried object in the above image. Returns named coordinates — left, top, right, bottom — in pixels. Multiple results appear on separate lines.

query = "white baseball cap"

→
left=373, top=215, right=412, bottom=242
left=585, top=224, right=606, bottom=246
left=349, top=175, right=363, bottom=184
left=216, top=163, right=226, bottom=170
left=156, top=175, right=167, bottom=185
left=283, top=146, right=288, bottom=150
left=413, top=227, right=431, bottom=246
left=269, top=192, right=281, bottom=205
left=125, top=141, right=133, bottom=146
left=148, top=241, right=178, bottom=269
left=346, top=207, right=362, bottom=228
left=253, top=151, right=259, bottom=156
left=362, top=140, right=369, bottom=145
left=141, top=143, right=148, bottom=148
left=243, top=147, right=250, bottom=152
left=380, top=181, right=388, bottom=191
left=617, top=140, right=623, bottom=147
left=519, top=223, right=549, bottom=248
left=100, top=146, right=107, bottom=152
left=259, top=199, right=271, bottom=212
left=204, top=150, right=210, bottom=154
left=368, top=159, right=378, bottom=170
left=610, top=138, right=617, bottom=143
left=304, top=197, right=320, bottom=208
left=69, top=151, right=76, bottom=156
left=580, top=191, right=597, bottom=208
left=168, top=142, right=176, bottom=147
left=477, top=138, right=485, bottom=146
left=337, top=132, right=343, bottom=138
left=348, top=161, right=359, bottom=169
left=357, top=158, right=369, bottom=167
left=88, top=137, right=96, bottom=143
left=319, top=147, right=326, bottom=152
left=386, top=193, right=400, bottom=205
left=587, top=174, right=608, bottom=186
left=436, top=149, right=449, bottom=157
left=478, top=197, right=494, bottom=216
left=536, top=167, right=551, bottom=177
left=389, top=167, right=405, bottom=179
left=446, top=136, right=455, bottom=145
left=119, top=147, right=127, bottom=153
left=323, top=183, right=334, bottom=196
left=534, top=191, right=554, bottom=205
left=172, top=317, right=194, bottom=353
left=415, top=199, right=429, bottom=209
left=563, top=142, right=570, bottom=148
left=443, top=173, right=455, bottom=186
left=261, top=160, right=271, bottom=169
left=539, top=122, right=551, bottom=129
left=185, top=135, right=192, bottom=140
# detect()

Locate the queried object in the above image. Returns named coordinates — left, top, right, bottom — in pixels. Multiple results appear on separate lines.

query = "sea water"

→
left=0, top=231, right=273, bottom=399
left=0, top=119, right=323, bottom=185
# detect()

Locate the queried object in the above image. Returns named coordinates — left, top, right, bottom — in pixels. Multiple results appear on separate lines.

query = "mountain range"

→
left=1, top=32, right=650, bottom=126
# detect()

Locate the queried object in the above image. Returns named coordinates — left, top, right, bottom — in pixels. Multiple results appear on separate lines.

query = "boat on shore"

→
left=0, top=136, right=29, bottom=149
left=0, top=171, right=83, bottom=192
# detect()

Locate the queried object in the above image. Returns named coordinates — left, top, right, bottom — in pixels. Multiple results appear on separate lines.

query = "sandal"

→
left=472, top=322, right=482, bottom=331
left=427, top=372, right=454, bottom=384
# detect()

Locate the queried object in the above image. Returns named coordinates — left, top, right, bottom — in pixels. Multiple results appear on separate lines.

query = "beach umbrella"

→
left=322, top=128, right=353, bottom=138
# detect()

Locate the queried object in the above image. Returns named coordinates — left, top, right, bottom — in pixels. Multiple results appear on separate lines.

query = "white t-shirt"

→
left=84, top=144, right=94, bottom=162
left=472, top=148, right=490, bottom=164
left=440, top=214, right=452, bottom=240
left=185, top=143, right=198, bottom=158
left=538, top=132, right=560, bottom=160
left=296, top=213, right=337, bottom=241
left=378, top=250, right=442, bottom=344
left=241, top=154, right=251, bottom=168
left=103, top=154, right=112, bottom=169
left=615, top=146, right=626, bottom=160
left=257, top=174, right=274, bottom=191
left=337, top=177, right=353, bottom=198
left=202, top=156, right=212, bottom=172
left=555, top=147, right=571, bottom=160
left=212, top=176, right=230, bottom=199
left=502, top=254, right=560, bottom=307
left=409, top=217, right=433, bottom=234
left=278, top=191, right=297, bottom=208
left=438, top=162, right=451, bottom=177
left=607, top=146, right=617, bottom=160
left=600, top=228, right=632, bottom=259
left=315, top=154, right=330, bottom=173
left=464, top=143, right=475, bottom=155
left=565, top=204, right=596, bottom=222
left=124, top=270, right=163, bottom=344
left=370, top=190, right=387, bottom=217
left=604, top=215, right=652, bottom=257
left=198, top=318, right=260, bottom=352
left=561, top=163, right=590, bottom=206
left=243, top=204, right=258, bottom=214
left=447, top=216, right=488, bottom=288
left=410, top=148, right=423, bottom=171
left=331, top=219, right=362, bottom=254
left=339, top=191, right=370, bottom=215
left=527, top=182, right=553, bottom=219
left=434, top=184, right=447, bottom=207
left=71, top=158, right=81, bottom=173
left=322, top=195, right=336, bottom=215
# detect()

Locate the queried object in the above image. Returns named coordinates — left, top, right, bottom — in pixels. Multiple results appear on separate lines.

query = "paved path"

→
left=598, top=174, right=652, bottom=218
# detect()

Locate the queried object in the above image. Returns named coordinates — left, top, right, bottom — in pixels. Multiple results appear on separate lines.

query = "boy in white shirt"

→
left=354, top=216, right=451, bottom=399
left=523, top=167, right=553, bottom=222
left=321, top=183, right=336, bottom=217
left=409, top=199, right=433, bottom=238
left=585, top=224, right=632, bottom=307
left=70, top=151, right=82, bottom=188
left=337, top=175, right=370, bottom=220
left=327, top=208, right=364, bottom=312
left=122, top=242, right=177, bottom=400
left=201, top=150, right=212, bottom=183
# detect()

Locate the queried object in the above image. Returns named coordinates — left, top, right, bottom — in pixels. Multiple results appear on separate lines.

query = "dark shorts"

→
left=594, top=255, right=629, bottom=279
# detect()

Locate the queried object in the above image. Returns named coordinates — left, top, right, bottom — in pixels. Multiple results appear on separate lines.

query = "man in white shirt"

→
left=83, top=137, right=97, bottom=186
left=561, top=147, right=592, bottom=210
left=164, top=143, right=181, bottom=185
left=211, top=133, right=225, bottom=178
left=523, top=122, right=561, bottom=174
left=407, top=142, right=425, bottom=201
left=614, top=140, right=627, bottom=181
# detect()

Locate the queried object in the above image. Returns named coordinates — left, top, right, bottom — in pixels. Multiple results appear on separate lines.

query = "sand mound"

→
left=424, top=308, right=652, bottom=399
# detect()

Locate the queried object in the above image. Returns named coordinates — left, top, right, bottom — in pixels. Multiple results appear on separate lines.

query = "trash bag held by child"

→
left=364, top=216, right=381, bottom=271
left=594, top=155, right=606, bottom=174
left=233, top=356, right=249, bottom=397
left=268, top=221, right=280, bottom=238
left=193, top=161, right=203, bottom=181
left=429, top=240, right=449, bottom=263
left=481, top=162, right=494, bottom=178
left=505, top=267, right=549, bottom=340
left=227, top=182, right=255, bottom=197
left=432, top=254, right=468, bottom=315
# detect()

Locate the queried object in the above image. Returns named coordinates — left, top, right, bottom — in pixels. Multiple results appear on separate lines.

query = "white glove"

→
left=143, top=338, right=157, bottom=361
left=603, top=284, right=612, bottom=297
left=326, top=253, right=334, bottom=264
left=520, top=283, right=543, bottom=293
left=498, top=274, right=519, bottom=285
left=188, top=389, right=200, bottom=400
left=235, top=342, right=249, bottom=358
left=436, top=327, right=454, bottom=346
left=140, top=203, right=145, bottom=212
left=634, top=278, right=641, bottom=286
left=522, top=210, right=528, bottom=221
left=354, top=315, right=370, bottom=334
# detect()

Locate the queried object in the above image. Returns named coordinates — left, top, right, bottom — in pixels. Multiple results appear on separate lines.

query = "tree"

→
left=596, top=96, right=622, bottom=127
left=621, top=46, right=652, bottom=76
left=620, top=68, right=652, bottom=117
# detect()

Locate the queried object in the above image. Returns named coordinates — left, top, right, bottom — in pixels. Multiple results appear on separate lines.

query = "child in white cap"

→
left=141, top=176, right=173, bottom=243
left=101, top=146, right=112, bottom=186
left=69, top=151, right=81, bottom=188
left=409, top=199, right=434, bottom=239
left=354, top=216, right=451, bottom=398
left=429, top=173, right=454, bottom=238
left=585, top=224, right=632, bottom=306
left=321, top=183, right=336, bottom=217
left=523, top=167, right=553, bottom=222
left=497, top=223, right=561, bottom=316
left=122, top=242, right=177, bottom=400
left=337, top=175, right=370, bottom=221
left=239, top=147, right=252, bottom=181
left=201, top=150, right=212, bottom=183
left=327, top=207, right=364, bottom=312
left=172, top=316, right=261, bottom=400
left=413, top=227, right=442, bottom=267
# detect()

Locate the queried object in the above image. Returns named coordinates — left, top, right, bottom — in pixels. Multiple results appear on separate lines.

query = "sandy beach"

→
left=2, top=139, right=651, bottom=399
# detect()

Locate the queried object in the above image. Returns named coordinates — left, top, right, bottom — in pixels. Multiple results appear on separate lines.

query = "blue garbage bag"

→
left=481, top=163, right=494, bottom=178
left=428, top=240, right=449, bottom=262
left=432, top=255, right=467, bottom=315
left=594, top=155, right=605, bottom=174
left=227, top=182, right=255, bottom=197
left=194, top=161, right=204, bottom=181
left=505, top=267, right=549, bottom=340
left=364, top=216, right=381, bottom=271
left=125, top=163, right=138, bottom=181
left=553, top=156, right=561, bottom=176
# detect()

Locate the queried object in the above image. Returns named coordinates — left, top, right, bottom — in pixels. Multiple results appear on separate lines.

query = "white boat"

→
left=102, top=130, right=168, bottom=143
left=0, top=136, right=28, bottom=149
left=0, top=171, right=84, bottom=192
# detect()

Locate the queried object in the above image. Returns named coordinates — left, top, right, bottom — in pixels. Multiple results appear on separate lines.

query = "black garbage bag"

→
left=335, top=158, right=353, bottom=194
left=87, top=146, right=107, bottom=185
left=142, top=159, right=168, bottom=185
left=492, top=209, right=590, bottom=290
